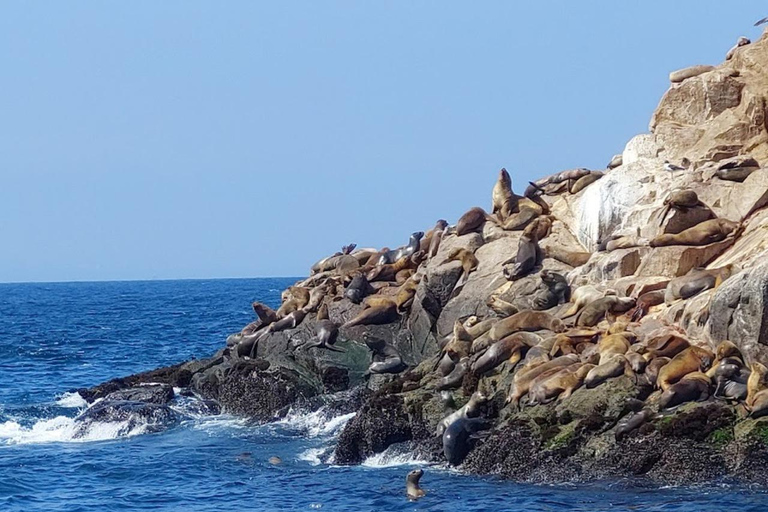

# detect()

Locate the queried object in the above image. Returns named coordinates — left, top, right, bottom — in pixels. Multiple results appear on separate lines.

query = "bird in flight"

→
left=755, top=16, right=768, bottom=26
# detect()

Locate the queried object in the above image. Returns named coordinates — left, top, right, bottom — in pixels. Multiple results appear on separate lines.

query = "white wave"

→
left=276, top=409, right=356, bottom=438
left=55, top=392, right=88, bottom=409
left=298, top=447, right=328, bottom=466
left=190, top=415, right=249, bottom=433
left=0, top=416, right=148, bottom=445
left=361, top=446, right=430, bottom=468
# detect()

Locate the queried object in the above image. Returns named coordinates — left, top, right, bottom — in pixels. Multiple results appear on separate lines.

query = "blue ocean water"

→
left=1, top=278, right=766, bottom=512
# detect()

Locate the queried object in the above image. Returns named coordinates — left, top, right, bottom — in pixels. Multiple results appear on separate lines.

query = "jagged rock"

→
left=576, top=248, right=647, bottom=283
left=103, top=384, right=174, bottom=405
left=634, top=240, right=734, bottom=278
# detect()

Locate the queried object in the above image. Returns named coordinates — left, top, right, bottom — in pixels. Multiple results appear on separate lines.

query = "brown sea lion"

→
left=548, top=334, right=578, bottom=357
left=368, top=251, right=427, bottom=282
left=715, top=166, right=759, bottom=182
left=574, top=296, right=635, bottom=327
left=395, top=278, right=420, bottom=313
left=649, top=218, right=742, bottom=247
left=465, top=317, right=496, bottom=339
left=302, top=285, right=328, bottom=313
left=544, top=246, right=592, bottom=268
left=445, top=247, right=479, bottom=293
left=436, top=391, right=486, bottom=436
left=641, top=334, right=690, bottom=361
left=658, top=372, right=711, bottom=410
left=421, top=219, right=449, bottom=252
left=605, top=235, right=647, bottom=252
left=531, top=215, right=554, bottom=241
left=456, top=207, right=489, bottom=236
left=644, top=356, right=671, bottom=386
left=492, top=168, right=517, bottom=221
left=747, top=362, right=768, bottom=408
left=561, top=285, right=607, bottom=318
left=300, top=303, right=343, bottom=352
left=629, top=290, right=665, bottom=322
left=241, top=302, right=279, bottom=335
left=427, top=220, right=449, bottom=257
left=501, top=207, right=539, bottom=231
left=584, top=355, right=634, bottom=388
left=442, top=319, right=474, bottom=361
left=506, top=354, right=580, bottom=406
left=749, top=389, right=768, bottom=419
left=656, top=346, right=714, bottom=391
left=405, top=469, right=426, bottom=500
left=706, top=340, right=744, bottom=378
left=529, top=363, right=595, bottom=405
left=664, top=265, right=734, bottom=304
left=598, top=334, right=632, bottom=364
left=502, top=221, right=542, bottom=281
left=471, top=333, right=531, bottom=375
left=657, top=189, right=712, bottom=229
left=342, top=298, right=399, bottom=328
left=486, top=296, right=519, bottom=317
left=570, top=171, right=603, bottom=194
left=489, top=310, right=565, bottom=341
left=625, top=352, right=647, bottom=373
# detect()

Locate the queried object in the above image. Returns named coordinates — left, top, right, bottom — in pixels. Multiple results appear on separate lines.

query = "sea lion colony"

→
left=224, top=144, right=766, bottom=466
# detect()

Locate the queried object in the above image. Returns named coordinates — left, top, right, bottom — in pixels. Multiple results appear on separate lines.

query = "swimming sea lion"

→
left=649, top=218, right=742, bottom=247
left=658, top=372, right=711, bottom=410
left=664, top=265, right=734, bottom=304
left=528, top=363, right=595, bottom=405
left=502, top=221, right=542, bottom=281
left=342, top=297, right=399, bottom=328
left=574, top=296, right=635, bottom=327
left=456, top=207, right=490, bottom=236
left=378, top=232, right=425, bottom=265
left=656, top=346, right=714, bottom=391
left=489, top=310, right=565, bottom=341
left=436, top=391, right=486, bottom=436
left=405, top=469, right=426, bottom=499
left=492, top=168, right=517, bottom=221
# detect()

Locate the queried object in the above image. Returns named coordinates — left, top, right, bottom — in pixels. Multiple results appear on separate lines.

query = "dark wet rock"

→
left=103, top=383, right=175, bottom=405
left=73, top=400, right=179, bottom=438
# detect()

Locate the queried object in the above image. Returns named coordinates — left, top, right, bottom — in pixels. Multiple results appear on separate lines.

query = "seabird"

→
left=663, top=160, right=686, bottom=173
left=755, top=16, right=768, bottom=27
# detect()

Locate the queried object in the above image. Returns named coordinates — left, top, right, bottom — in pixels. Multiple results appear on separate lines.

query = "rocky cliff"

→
left=80, top=31, right=768, bottom=485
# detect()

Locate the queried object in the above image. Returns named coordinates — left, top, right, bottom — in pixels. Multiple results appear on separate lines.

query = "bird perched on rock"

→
left=663, top=160, right=687, bottom=174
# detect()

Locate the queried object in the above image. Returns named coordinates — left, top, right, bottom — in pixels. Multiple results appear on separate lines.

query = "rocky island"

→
left=77, top=30, right=768, bottom=486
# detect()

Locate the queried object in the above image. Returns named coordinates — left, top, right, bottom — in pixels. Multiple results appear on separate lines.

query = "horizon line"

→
left=0, top=275, right=306, bottom=286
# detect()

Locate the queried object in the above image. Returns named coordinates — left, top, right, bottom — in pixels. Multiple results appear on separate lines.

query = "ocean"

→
left=0, top=278, right=765, bottom=511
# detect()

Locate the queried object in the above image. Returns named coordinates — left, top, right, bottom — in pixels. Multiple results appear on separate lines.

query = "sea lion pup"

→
left=436, top=391, right=487, bottom=436
left=574, top=296, right=635, bottom=327
left=629, top=290, right=665, bottom=322
left=506, top=354, right=580, bottom=406
left=726, top=36, right=751, bottom=60
left=544, top=245, right=592, bottom=268
left=615, top=408, right=655, bottom=441
left=644, top=356, right=671, bottom=387
left=368, top=251, right=427, bottom=282
left=489, top=310, right=565, bottom=341
left=502, top=221, right=542, bottom=281
left=471, top=332, right=535, bottom=375
left=656, top=346, right=715, bottom=392
left=443, top=414, right=490, bottom=466
left=456, top=207, right=490, bottom=236
left=658, top=372, right=711, bottom=410
left=713, top=360, right=750, bottom=401
left=436, top=357, right=470, bottom=390
left=501, top=206, right=539, bottom=231
left=299, top=303, right=343, bottom=353
left=378, top=231, right=425, bottom=265
left=532, top=270, right=570, bottom=310
left=664, top=265, right=734, bottom=305
left=585, top=355, right=634, bottom=388
left=364, top=335, right=406, bottom=375
left=641, top=333, right=690, bottom=361
left=492, top=168, right=517, bottom=221
left=560, top=285, right=608, bottom=318
left=405, top=469, right=426, bottom=500
left=486, top=295, right=519, bottom=317
left=394, top=277, right=420, bottom=313
left=570, top=171, right=604, bottom=194
left=747, top=362, right=768, bottom=408
left=342, top=297, right=399, bottom=328
left=444, top=247, right=479, bottom=292
left=529, top=363, right=595, bottom=405
left=597, top=333, right=632, bottom=365
left=649, top=218, right=742, bottom=248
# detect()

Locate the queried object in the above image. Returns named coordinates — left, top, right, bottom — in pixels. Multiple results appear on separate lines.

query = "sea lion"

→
left=238, top=302, right=279, bottom=337
left=607, top=154, right=623, bottom=169
left=427, top=220, right=449, bottom=257
left=570, top=171, right=604, bottom=194
left=506, top=354, right=580, bottom=406
left=442, top=319, right=474, bottom=361
left=531, top=215, right=554, bottom=241
left=334, top=254, right=360, bottom=275
left=656, top=346, right=715, bottom=391
left=421, top=220, right=448, bottom=252
left=405, top=469, right=426, bottom=500
left=368, top=251, right=427, bottom=282
left=713, top=359, right=749, bottom=401
left=489, top=311, right=565, bottom=341
left=437, top=353, right=455, bottom=376
left=750, top=389, right=768, bottom=419
left=715, top=166, right=759, bottom=182
left=644, top=356, right=671, bottom=386
left=436, top=357, right=469, bottom=390
left=615, top=409, right=655, bottom=441
left=436, top=391, right=486, bottom=436
left=532, top=270, right=570, bottom=310
left=544, top=246, right=592, bottom=268
left=364, top=335, right=406, bottom=374
left=629, top=290, right=665, bottom=322
left=650, top=218, right=742, bottom=247
left=664, top=265, right=734, bottom=304
left=302, top=285, right=328, bottom=313
left=456, top=207, right=489, bottom=236
left=301, top=303, right=343, bottom=353
left=747, top=362, right=768, bottom=408
left=641, top=334, right=690, bottom=361
left=605, top=235, right=647, bottom=252
left=521, top=345, right=551, bottom=367
left=445, top=247, right=479, bottom=293
left=394, top=278, right=420, bottom=312
left=585, top=355, right=633, bottom=388
left=378, top=232, right=425, bottom=265
left=492, top=168, right=517, bottom=221
left=528, top=363, right=595, bottom=405
left=471, top=333, right=531, bottom=375
left=561, top=285, right=607, bottom=318
left=548, top=334, right=578, bottom=357
left=486, top=296, right=519, bottom=317
left=464, top=317, right=496, bottom=339
left=342, top=297, right=399, bottom=328
left=726, top=36, right=751, bottom=60
left=597, top=334, right=632, bottom=364
left=625, top=352, right=647, bottom=373
left=501, top=207, right=539, bottom=231
left=526, top=168, right=592, bottom=196
left=658, top=372, right=711, bottom=410
left=276, top=286, right=311, bottom=317
left=706, top=340, right=744, bottom=376
left=574, top=296, right=635, bottom=327
left=502, top=221, right=542, bottom=281
left=443, top=416, right=490, bottom=466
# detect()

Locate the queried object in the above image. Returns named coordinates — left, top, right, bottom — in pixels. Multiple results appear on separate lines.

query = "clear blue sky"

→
left=1, top=2, right=764, bottom=282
